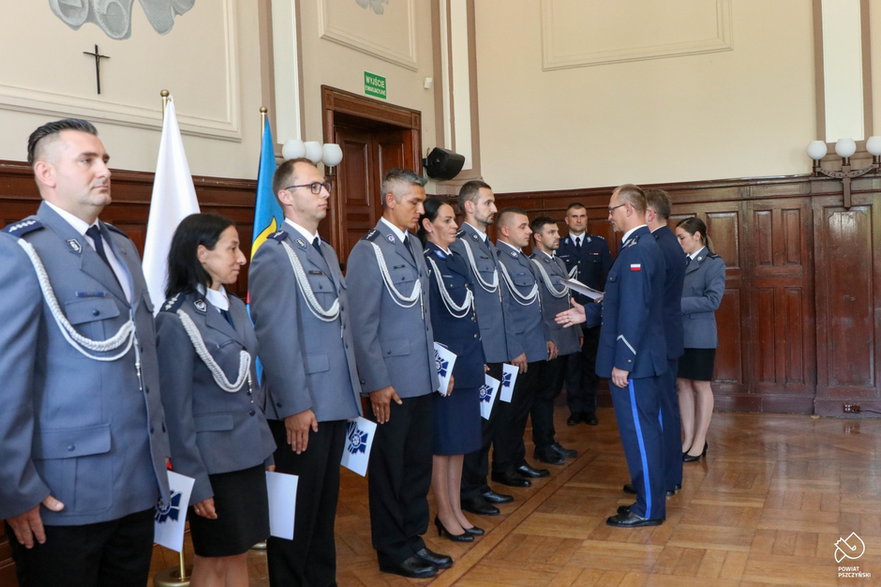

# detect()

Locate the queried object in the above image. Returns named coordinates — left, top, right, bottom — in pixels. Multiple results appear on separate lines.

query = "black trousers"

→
left=267, top=418, right=347, bottom=587
left=565, top=325, right=600, bottom=416
left=7, top=508, right=154, bottom=587
left=461, top=362, right=503, bottom=499
left=492, top=360, right=543, bottom=474
left=660, top=358, right=683, bottom=491
left=531, top=355, right=568, bottom=449
left=367, top=393, right=433, bottom=565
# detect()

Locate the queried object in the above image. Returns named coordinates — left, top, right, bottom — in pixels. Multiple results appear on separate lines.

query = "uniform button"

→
left=247, top=390, right=253, bottom=396
left=92, top=309, right=100, bottom=316
left=67, top=444, right=75, bottom=452
left=249, top=409, right=256, bottom=416
left=473, top=334, right=478, bottom=338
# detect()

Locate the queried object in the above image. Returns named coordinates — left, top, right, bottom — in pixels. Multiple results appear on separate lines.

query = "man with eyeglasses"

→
left=598, top=184, right=668, bottom=528
left=557, top=202, right=611, bottom=427
left=347, top=168, right=450, bottom=579
left=249, top=157, right=363, bottom=586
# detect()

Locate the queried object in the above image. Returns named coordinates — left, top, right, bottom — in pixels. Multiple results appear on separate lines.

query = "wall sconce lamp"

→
left=807, top=137, right=881, bottom=208
left=282, top=139, right=343, bottom=175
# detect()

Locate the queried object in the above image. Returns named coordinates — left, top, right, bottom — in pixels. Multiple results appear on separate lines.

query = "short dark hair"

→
left=272, top=157, right=315, bottom=205
left=615, top=183, right=646, bottom=214
left=529, top=215, right=556, bottom=236
left=166, top=213, right=236, bottom=298
left=458, top=180, right=492, bottom=214
left=644, top=188, right=672, bottom=220
left=417, top=196, right=453, bottom=244
left=496, top=206, right=528, bottom=227
left=381, top=168, right=427, bottom=208
left=27, top=118, right=98, bottom=165
left=676, top=216, right=709, bottom=247
left=565, top=202, right=587, bottom=213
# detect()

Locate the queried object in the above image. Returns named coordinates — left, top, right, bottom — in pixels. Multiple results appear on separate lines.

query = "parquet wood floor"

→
left=148, top=408, right=881, bottom=586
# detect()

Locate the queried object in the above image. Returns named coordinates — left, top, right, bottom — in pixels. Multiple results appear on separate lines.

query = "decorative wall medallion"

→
left=355, top=0, right=389, bottom=16
left=49, top=0, right=195, bottom=40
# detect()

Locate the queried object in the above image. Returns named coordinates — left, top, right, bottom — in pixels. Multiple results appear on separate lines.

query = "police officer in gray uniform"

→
left=249, top=158, right=363, bottom=587
left=347, top=169, right=450, bottom=579
left=450, top=180, right=514, bottom=516
left=0, top=119, right=170, bottom=586
left=493, top=207, right=552, bottom=487
left=529, top=216, right=580, bottom=465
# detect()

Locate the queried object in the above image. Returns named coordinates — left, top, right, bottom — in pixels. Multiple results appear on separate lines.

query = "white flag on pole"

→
left=142, top=97, right=200, bottom=313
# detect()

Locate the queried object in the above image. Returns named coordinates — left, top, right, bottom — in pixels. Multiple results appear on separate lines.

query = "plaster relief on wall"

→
left=49, top=0, right=195, bottom=39
left=355, top=0, right=389, bottom=16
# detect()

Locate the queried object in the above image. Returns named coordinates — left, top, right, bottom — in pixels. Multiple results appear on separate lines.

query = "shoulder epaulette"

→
left=161, top=292, right=185, bottom=313
left=593, top=234, right=606, bottom=240
left=267, top=230, right=288, bottom=242
left=363, top=229, right=379, bottom=241
left=707, top=251, right=720, bottom=259
left=3, top=218, right=43, bottom=237
left=104, top=223, right=127, bottom=237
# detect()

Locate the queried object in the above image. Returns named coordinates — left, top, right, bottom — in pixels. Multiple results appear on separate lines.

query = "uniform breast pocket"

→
left=306, top=271, right=337, bottom=305
left=389, top=266, right=418, bottom=290
left=33, top=424, right=112, bottom=514
left=64, top=297, right=121, bottom=340
left=512, top=272, right=534, bottom=289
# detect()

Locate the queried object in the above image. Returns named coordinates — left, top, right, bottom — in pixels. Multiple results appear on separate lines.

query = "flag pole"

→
left=160, top=89, right=170, bottom=120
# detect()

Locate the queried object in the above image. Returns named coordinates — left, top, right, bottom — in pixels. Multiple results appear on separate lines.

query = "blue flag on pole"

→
left=251, top=116, right=283, bottom=263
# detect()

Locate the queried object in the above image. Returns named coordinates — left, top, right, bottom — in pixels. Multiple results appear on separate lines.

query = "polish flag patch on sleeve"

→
left=630, top=263, right=642, bottom=271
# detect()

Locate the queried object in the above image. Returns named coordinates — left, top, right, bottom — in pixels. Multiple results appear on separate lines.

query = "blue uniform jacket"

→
left=681, top=247, right=726, bottom=349
left=156, top=291, right=276, bottom=504
left=558, top=232, right=612, bottom=302
left=530, top=251, right=581, bottom=356
left=347, top=221, right=439, bottom=397
left=595, top=226, right=667, bottom=379
left=0, top=202, right=170, bottom=524
left=424, top=242, right=486, bottom=388
left=653, top=225, right=686, bottom=360
left=495, top=241, right=548, bottom=363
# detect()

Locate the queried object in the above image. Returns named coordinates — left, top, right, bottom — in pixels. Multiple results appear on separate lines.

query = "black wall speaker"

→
left=423, top=147, right=465, bottom=181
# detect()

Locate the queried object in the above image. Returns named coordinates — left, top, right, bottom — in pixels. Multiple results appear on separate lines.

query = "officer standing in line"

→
left=492, top=208, right=552, bottom=488
left=557, top=203, right=612, bottom=426
left=450, top=180, right=515, bottom=517
left=528, top=216, right=581, bottom=466
left=598, top=184, right=668, bottom=528
left=347, top=169, right=450, bottom=579
left=249, top=158, right=363, bottom=586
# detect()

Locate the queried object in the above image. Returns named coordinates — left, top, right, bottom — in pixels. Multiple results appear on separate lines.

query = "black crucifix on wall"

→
left=83, top=44, right=110, bottom=94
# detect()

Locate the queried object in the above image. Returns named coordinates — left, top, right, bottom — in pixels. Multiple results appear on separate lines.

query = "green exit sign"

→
left=364, top=71, right=387, bottom=99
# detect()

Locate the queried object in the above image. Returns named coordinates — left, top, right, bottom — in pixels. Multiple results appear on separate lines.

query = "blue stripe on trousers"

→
left=628, top=379, right=653, bottom=519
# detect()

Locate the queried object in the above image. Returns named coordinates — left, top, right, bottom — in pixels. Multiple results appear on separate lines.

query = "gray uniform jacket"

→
left=346, top=221, right=439, bottom=397
left=249, top=224, right=363, bottom=422
left=495, top=242, right=549, bottom=363
left=681, top=247, right=726, bottom=349
left=0, top=202, right=170, bottom=524
left=530, top=252, right=580, bottom=356
left=156, top=291, right=276, bottom=504
left=450, top=223, right=510, bottom=363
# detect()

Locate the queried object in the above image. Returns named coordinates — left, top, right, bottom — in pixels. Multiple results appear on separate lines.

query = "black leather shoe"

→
left=674, top=483, right=682, bottom=492
left=415, top=547, right=452, bottom=569
left=434, top=517, right=473, bottom=542
left=622, top=483, right=636, bottom=495
left=617, top=504, right=633, bottom=515
left=606, top=510, right=664, bottom=528
left=566, top=413, right=582, bottom=426
left=549, top=442, right=577, bottom=459
left=462, top=496, right=500, bottom=516
left=682, top=451, right=703, bottom=463
left=584, top=412, right=599, bottom=426
left=481, top=489, right=513, bottom=504
left=516, top=463, right=550, bottom=478
left=463, top=525, right=485, bottom=536
left=491, top=471, right=531, bottom=487
left=665, top=489, right=676, bottom=497
left=379, top=555, right=437, bottom=578
left=533, top=447, right=565, bottom=465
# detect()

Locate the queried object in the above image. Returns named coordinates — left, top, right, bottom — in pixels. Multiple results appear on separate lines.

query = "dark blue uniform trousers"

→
left=659, top=359, right=683, bottom=491
left=611, top=375, right=666, bottom=521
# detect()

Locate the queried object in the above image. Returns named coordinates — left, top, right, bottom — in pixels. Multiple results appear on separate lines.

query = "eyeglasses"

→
left=608, top=203, right=627, bottom=215
left=283, top=181, right=332, bottom=195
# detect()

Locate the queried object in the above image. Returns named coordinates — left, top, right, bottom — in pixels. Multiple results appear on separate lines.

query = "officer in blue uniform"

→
left=557, top=202, right=612, bottom=426
left=597, top=185, right=668, bottom=528
left=0, top=119, right=170, bottom=585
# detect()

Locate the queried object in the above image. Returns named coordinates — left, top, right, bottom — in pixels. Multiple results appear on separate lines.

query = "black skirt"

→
left=188, top=464, right=269, bottom=557
left=677, top=347, right=716, bottom=382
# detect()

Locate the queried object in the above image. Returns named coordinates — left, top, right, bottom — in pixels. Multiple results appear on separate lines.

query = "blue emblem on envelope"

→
left=154, top=490, right=183, bottom=524
left=435, top=348, right=450, bottom=378
left=479, top=384, right=493, bottom=403
left=346, top=421, right=368, bottom=455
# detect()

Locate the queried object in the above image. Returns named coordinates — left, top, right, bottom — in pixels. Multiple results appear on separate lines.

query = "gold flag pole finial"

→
left=160, top=89, right=170, bottom=121
left=260, top=106, right=268, bottom=128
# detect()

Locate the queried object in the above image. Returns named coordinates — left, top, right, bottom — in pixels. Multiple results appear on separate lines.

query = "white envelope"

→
left=434, top=342, right=457, bottom=396
left=266, top=471, right=299, bottom=540
left=341, top=416, right=377, bottom=476
left=479, top=374, right=501, bottom=420
left=499, top=363, right=519, bottom=403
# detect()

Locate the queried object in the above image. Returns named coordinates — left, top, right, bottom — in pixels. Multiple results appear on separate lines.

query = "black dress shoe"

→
left=674, top=483, right=682, bottom=491
left=463, top=525, right=485, bottom=536
left=379, top=555, right=437, bottom=578
left=481, top=489, right=513, bottom=504
left=566, top=413, right=582, bottom=426
left=584, top=412, right=599, bottom=426
left=665, top=489, right=676, bottom=497
left=533, top=447, right=565, bottom=465
left=616, top=504, right=633, bottom=515
left=516, top=463, right=550, bottom=478
left=606, top=510, right=664, bottom=528
left=491, top=471, right=531, bottom=487
left=415, top=547, right=452, bottom=569
left=434, top=517, right=473, bottom=542
left=462, top=496, right=500, bottom=516
left=622, top=483, right=636, bottom=495
left=682, top=451, right=703, bottom=463
left=549, top=442, right=578, bottom=459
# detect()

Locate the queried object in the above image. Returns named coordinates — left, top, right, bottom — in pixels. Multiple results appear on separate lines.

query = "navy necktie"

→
left=86, top=225, right=112, bottom=269
left=402, top=235, right=415, bottom=260
left=312, top=236, right=323, bottom=256
left=220, top=308, right=234, bottom=328
left=685, top=255, right=692, bottom=267
left=575, top=236, right=582, bottom=251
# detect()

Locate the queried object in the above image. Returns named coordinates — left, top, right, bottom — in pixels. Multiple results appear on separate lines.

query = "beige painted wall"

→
left=0, top=1, right=264, bottom=179
left=473, top=0, right=817, bottom=192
